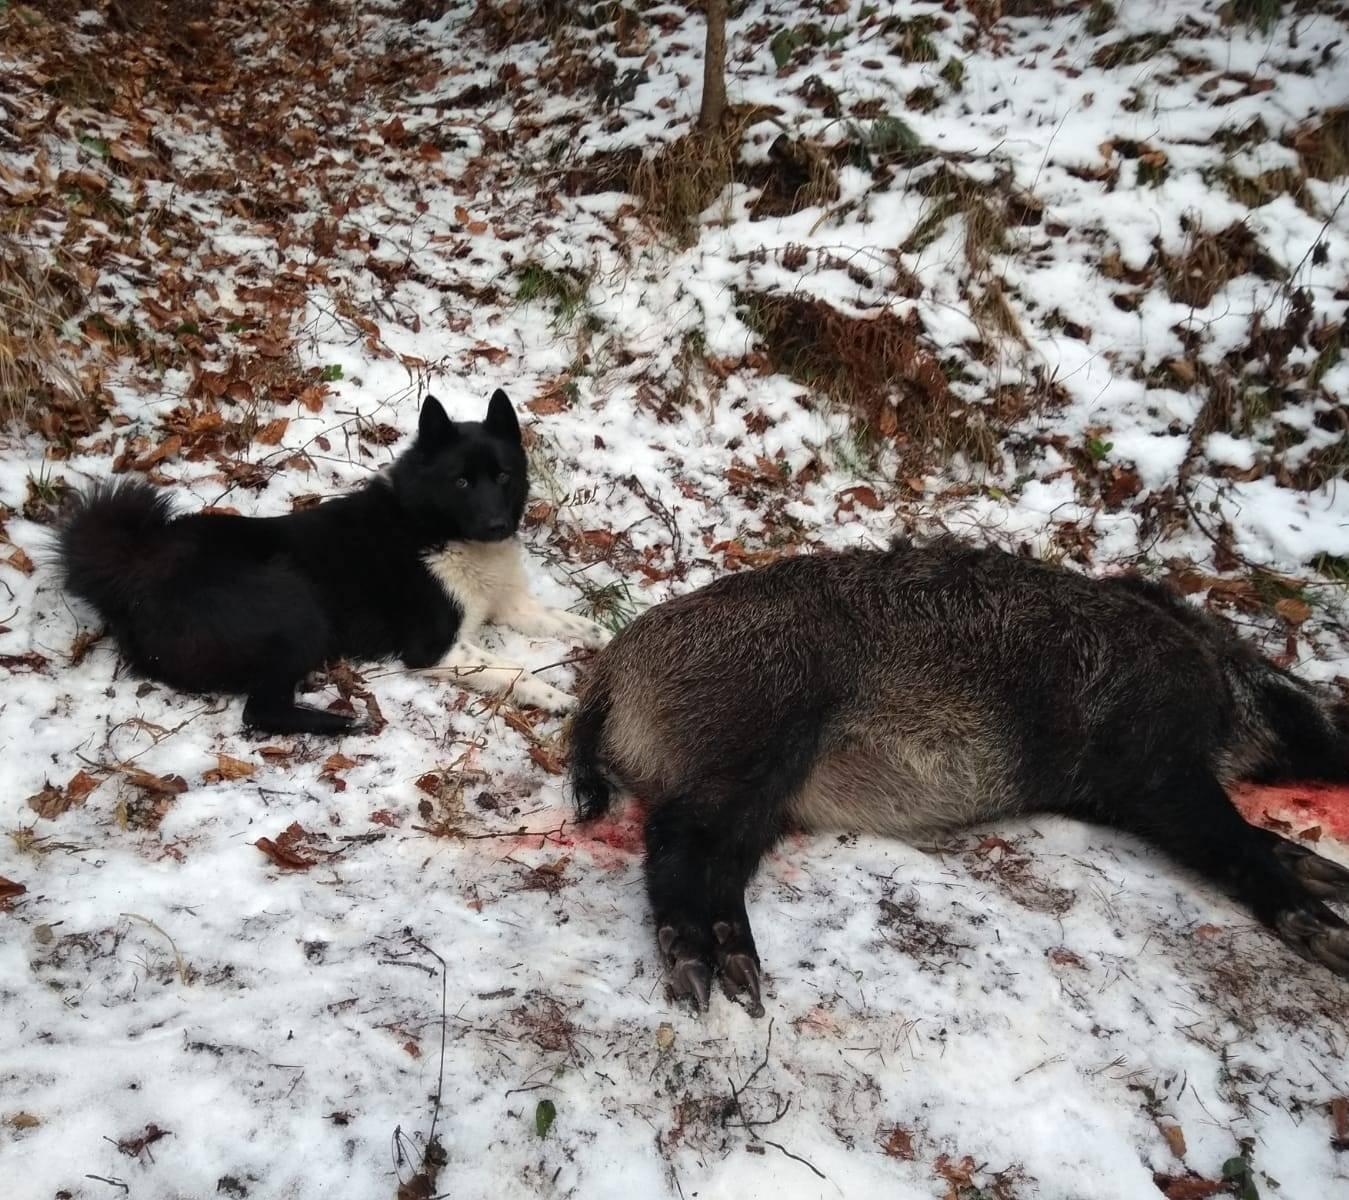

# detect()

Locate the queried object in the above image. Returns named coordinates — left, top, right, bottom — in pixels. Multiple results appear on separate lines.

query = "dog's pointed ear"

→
left=484, top=388, right=520, bottom=443
left=418, top=396, right=456, bottom=448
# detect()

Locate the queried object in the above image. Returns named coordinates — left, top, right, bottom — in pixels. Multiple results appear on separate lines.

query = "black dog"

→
left=59, top=390, right=608, bottom=734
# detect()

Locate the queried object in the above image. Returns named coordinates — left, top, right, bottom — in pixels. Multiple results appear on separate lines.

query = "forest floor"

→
left=2, top=1, right=1348, bottom=1197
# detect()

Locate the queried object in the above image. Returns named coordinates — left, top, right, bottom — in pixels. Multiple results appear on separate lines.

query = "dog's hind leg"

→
left=495, top=594, right=612, bottom=650
left=426, top=641, right=575, bottom=712
left=1105, top=763, right=1349, bottom=977
left=243, top=687, right=360, bottom=736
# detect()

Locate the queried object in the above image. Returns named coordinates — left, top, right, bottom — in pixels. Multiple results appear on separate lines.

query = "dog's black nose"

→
left=484, top=520, right=511, bottom=537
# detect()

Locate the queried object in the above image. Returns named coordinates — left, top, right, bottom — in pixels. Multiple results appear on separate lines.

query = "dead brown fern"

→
left=742, top=291, right=1008, bottom=466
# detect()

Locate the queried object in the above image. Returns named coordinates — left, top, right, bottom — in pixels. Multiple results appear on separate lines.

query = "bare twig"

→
left=120, top=911, right=191, bottom=986
left=724, top=1020, right=827, bottom=1181
left=405, top=935, right=450, bottom=1153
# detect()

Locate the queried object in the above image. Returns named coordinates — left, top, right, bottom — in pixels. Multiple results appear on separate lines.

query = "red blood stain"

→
left=497, top=808, right=645, bottom=869
left=1231, top=781, right=1349, bottom=845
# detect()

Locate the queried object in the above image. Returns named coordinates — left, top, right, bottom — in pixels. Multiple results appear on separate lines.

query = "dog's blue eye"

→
left=455, top=478, right=469, bottom=489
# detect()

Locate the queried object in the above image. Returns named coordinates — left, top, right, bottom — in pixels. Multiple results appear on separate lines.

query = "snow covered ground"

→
left=2, top=1, right=1348, bottom=1197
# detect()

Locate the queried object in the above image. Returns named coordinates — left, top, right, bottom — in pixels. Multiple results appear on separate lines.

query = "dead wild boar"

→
left=569, top=537, right=1349, bottom=1014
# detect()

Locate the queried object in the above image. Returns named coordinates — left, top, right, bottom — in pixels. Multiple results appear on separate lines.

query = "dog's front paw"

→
left=554, top=610, right=612, bottom=650
left=510, top=674, right=576, bottom=714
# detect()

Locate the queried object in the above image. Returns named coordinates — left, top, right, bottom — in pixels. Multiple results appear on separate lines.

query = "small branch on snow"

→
left=724, top=1020, right=828, bottom=1181
left=405, top=934, right=450, bottom=1154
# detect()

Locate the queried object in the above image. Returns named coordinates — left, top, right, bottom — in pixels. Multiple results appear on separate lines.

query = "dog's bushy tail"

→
left=58, top=480, right=176, bottom=623
left=568, top=677, right=615, bottom=821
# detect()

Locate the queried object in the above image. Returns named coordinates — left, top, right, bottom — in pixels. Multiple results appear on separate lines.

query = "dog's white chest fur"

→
left=418, top=537, right=611, bottom=713
left=422, top=538, right=526, bottom=641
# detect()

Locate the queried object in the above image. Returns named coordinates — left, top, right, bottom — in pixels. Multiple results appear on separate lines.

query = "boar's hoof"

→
left=1276, top=905, right=1349, bottom=976
left=717, top=951, right=764, bottom=1017
left=659, top=924, right=713, bottom=1012
left=712, top=920, right=764, bottom=1017
left=1273, top=841, right=1349, bottom=902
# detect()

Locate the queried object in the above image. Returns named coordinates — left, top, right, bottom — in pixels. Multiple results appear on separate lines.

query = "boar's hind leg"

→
left=644, top=794, right=789, bottom=1018
left=1112, top=764, right=1349, bottom=977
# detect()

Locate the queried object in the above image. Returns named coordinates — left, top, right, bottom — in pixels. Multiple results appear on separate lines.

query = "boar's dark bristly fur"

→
left=569, top=537, right=1349, bottom=1015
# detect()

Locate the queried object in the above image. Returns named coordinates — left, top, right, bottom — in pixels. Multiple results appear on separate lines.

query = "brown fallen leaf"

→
left=254, top=417, right=290, bottom=446
left=0, top=876, right=28, bottom=902
left=66, top=770, right=101, bottom=803
left=526, top=392, right=569, bottom=415
left=4, top=546, right=35, bottom=575
left=254, top=837, right=315, bottom=870
left=879, top=1126, right=915, bottom=1159
left=26, top=783, right=73, bottom=820
left=466, top=342, right=509, bottom=365
left=1103, top=465, right=1143, bottom=509
left=134, top=435, right=183, bottom=471
left=0, top=651, right=49, bottom=672
left=837, top=484, right=883, bottom=511
left=68, top=628, right=103, bottom=665
left=1331, top=1096, right=1349, bottom=1148
left=204, top=754, right=257, bottom=783
left=255, top=820, right=324, bottom=871
left=581, top=529, right=615, bottom=551
left=1160, top=1123, right=1187, bottom=1158
left=1153, top=1175, right=1224, bottom=1200
left=116, top=1123, right=170, bottom=1160
left=7, top=1111, right=40, bottom=1129
left=1274, top=596, right=1311, bottom=626
left=934, top=1154, right=977, bottom=1192
left=415, top=771, right=449, bottom=797
left=528, top=744, right=566, bottom=774
left=122, top=769, right=189, bottom=796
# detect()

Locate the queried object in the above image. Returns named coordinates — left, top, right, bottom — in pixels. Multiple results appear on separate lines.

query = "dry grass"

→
left=634, top=112, right=841, bottom=244
left=1291, top=107, right=1349, bottom=183
left=0, top=234, right=83, bottom=430
left=742, top=291, right=1006, bottom=466
left=901, top=167, right=1009, bottom=271
left=633, top=120, right=747, bottom=247
left=1163, top=221, right=1282, bottom=309
left=1217, top=164, right=1311, bottom=213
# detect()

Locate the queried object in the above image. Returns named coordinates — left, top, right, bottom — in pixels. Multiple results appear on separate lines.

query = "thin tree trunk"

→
left=696, top=0, right=728, bottom=133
